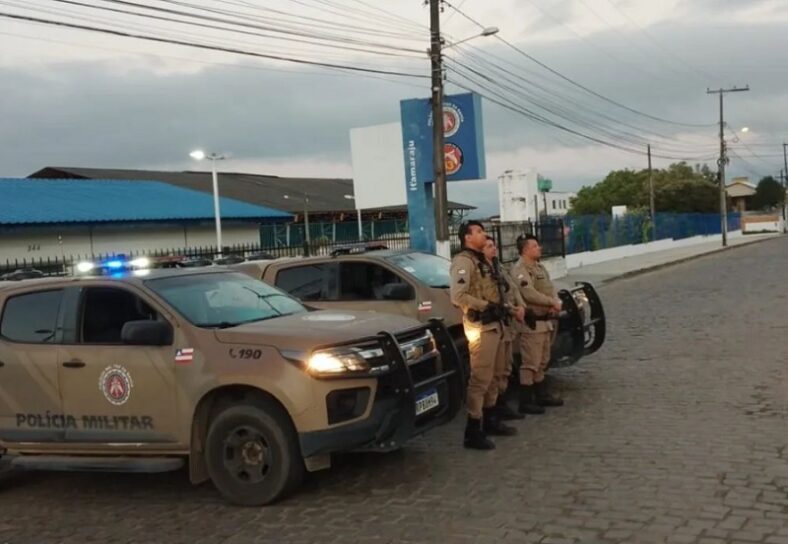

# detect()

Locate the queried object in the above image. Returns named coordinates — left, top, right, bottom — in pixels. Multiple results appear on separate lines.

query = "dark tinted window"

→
left=275, top=264, right=334, bottom=301
left=339, top=262, right=407, bottom=301
left=81, top=288, right=158, bottom=344
left=0, top=290, right=63, bottom=343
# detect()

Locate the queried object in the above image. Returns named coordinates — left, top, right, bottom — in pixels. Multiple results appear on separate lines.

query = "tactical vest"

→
left=458, top=249, right=501, bottom=304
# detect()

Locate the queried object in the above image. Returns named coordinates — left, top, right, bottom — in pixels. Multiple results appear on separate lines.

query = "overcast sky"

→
left=1, top=0, right=787, bottom=217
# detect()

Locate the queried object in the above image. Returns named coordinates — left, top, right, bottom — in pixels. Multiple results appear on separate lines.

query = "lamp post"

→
left=428, top=8, right=499, bottom=257
left=190, top=150, right=227, bottom=257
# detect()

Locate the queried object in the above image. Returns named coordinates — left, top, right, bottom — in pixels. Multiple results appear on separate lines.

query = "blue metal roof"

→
left=0, top=179, right=292, bottom=225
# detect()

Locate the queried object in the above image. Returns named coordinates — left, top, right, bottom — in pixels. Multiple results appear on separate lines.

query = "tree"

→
left=750, top=176, right=785, bottom=210
left=569, top=162, right=718, bottom=215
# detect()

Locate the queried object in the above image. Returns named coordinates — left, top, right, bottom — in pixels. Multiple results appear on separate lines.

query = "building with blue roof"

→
left=0, top=179, right=291, bottom=262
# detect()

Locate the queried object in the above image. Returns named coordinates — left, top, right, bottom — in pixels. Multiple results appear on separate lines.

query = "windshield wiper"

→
left=198, top=321, right=240, bottom=329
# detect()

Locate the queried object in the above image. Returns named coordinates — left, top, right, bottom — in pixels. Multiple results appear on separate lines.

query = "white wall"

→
left=0, top=222, right=261, bottom=263
left=350, top=122, right=407, bottom=211
left=564, top=230, right=744, bottom=270
left=742, top=220, right=783, bottom=233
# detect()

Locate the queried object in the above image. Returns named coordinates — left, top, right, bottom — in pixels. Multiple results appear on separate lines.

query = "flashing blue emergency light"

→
left=105, top=260, right=124, bottom=270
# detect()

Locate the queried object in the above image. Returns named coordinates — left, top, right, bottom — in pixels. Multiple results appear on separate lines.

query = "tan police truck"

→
left=232, top=245, right=606, bottom=370
left=0, top=263, right=463, bottom=505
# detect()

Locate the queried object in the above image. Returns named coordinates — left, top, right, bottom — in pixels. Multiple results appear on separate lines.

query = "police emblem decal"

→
left=444, top=143, right=464, bottom=175
left=442, top=103, right=463, bottom=137
left=99, top=365, right=134, bottom=406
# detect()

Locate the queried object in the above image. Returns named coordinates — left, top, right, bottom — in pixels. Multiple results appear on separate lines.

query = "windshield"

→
left=146, top=272, right=306, bottom=328
left=384, top=252, right=451, bottom=288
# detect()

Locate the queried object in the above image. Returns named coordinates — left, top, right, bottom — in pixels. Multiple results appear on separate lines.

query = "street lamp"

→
left=441, top=26, right=499, bottom=49
left=284, top=192, right=310, bottom=246
left=190, top=150, right=227, bottom=256
left=343, top=194, right=362, bottom=239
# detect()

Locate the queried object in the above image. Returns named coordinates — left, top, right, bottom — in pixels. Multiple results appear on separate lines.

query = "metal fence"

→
left=564, top=212, right=742, bottom=254
left=1, top=219, right=565, bottom=279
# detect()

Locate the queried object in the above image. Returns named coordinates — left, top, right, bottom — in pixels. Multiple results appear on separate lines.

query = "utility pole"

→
left=429, top=0, right=449, bottom=258
left=782, top=144, right=788, bottom=232
left=707, top=85, right=749, bottom=247
left=648, top=144, right=655, bottom=241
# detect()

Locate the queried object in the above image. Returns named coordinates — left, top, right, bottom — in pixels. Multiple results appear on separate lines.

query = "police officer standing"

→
left=512, top=234, right=565, bottom=414
left=450, top=221, right=517, bottom=450
left=482, top=235, right=526, bottom=421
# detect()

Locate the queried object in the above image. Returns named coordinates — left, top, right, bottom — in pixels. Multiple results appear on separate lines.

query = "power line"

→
left=448, top=46, right=719, bottom=153
left=443, top=0, right=716, bottom=129
left=0, top=11, right=430, bottom=78
left=0, top=29, right=429, bottom=90
left=446, top=68, right=716, bottom=162
left=41, top=0, right=423, bottom=59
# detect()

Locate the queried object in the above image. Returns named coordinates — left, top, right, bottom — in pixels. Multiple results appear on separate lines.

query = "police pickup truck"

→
left=232, top=245, right=606, bottom=369
left=0, top=261, right=463, bottom=505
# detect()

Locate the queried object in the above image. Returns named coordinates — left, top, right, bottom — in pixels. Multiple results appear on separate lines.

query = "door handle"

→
left=62, top=360, right=86, bottom=369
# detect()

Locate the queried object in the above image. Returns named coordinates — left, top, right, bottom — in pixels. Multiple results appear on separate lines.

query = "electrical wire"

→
left=43, top=0, right=423, bottom=59
left=444, top=0, right=717, bottom=129
left=0, top=11, right=430, bottom=78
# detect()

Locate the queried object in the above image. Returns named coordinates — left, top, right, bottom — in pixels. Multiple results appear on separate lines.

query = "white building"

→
left=497, top=169, right=575, bottom=222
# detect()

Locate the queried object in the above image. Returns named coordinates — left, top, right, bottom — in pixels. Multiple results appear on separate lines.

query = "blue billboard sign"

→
left=399, top=92, right=486, bottom=253
left=400, top=92, right=486, bottom=184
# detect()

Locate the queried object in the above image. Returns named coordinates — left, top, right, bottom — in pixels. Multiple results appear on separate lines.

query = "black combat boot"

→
left=483, top=407, right=517, bottom=436
left=464, top=416, right=495, bottom=450
left=495, top=395, right=525, bottom=421
left=518, top=385, right=546, bottom=415
left=535, top=380, right=564, bottom=407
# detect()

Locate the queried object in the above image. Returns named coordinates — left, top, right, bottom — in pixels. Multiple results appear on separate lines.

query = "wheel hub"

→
left=241, top=440, right=265, bottom=466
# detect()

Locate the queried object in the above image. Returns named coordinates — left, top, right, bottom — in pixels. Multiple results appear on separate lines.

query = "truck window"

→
left=339, top=262, right=407, bottom=301
left=275, top=264, right=334, bottom=301
left=0, top=290, right=63, bottom=343
left=80, top=288, right=158, bottom=344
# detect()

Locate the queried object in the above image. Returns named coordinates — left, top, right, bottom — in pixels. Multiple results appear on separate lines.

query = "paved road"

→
left=1, top=237, right=787, bottom=544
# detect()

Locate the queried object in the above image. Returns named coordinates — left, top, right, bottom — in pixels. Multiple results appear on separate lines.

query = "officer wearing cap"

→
left=512, top=233, right=565, bottom=415
left=481, top=235, right=526, bottom=421
left=450, top=221, right=517, bottom=450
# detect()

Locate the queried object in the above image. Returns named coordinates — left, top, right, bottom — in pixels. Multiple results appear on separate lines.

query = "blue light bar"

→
left=105, top=260, right=124, bottom=269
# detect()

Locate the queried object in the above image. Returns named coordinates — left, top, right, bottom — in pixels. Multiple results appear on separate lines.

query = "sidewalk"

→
left=562, top=232, right=783, bottom=286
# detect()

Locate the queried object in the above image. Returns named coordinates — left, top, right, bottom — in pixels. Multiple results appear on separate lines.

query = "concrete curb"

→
left=576, top=234, right=784, bottom=287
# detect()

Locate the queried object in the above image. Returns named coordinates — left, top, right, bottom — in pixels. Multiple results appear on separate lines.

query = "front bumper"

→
left=550, top=281, right=607, bottom=367
left=299, top=319, right=465, bottom=458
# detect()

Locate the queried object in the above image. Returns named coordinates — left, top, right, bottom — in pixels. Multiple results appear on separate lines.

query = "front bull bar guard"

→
left=373, top=318, right=465, bottom=445
left=551, top=282, right=606, bottom=367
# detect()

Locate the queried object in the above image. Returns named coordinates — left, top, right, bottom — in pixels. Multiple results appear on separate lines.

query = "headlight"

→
left=306, top=347, right=381, bottom=378
left=573, top=291, right=590, bottom=324
left=130, top=257, right=150, bottom=268
left=76, top=261, right=95, bottom=273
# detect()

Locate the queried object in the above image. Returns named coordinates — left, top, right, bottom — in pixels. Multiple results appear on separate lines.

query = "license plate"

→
left=415, top=389, right=440, bottom=416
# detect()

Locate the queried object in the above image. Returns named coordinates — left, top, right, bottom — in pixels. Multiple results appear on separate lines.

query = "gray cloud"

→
left=1, top=16, right=786, bottom=220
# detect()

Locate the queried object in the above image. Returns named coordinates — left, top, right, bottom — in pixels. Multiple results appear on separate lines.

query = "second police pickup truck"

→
left=232, top=245, right=606, bottom=371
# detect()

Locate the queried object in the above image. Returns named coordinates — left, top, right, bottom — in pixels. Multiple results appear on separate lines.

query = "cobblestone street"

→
left=1, top=237, right=786, bottom=544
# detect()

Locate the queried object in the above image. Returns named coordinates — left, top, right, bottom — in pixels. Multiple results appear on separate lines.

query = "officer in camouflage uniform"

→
left=482, top=235, right=526, bottom=421
left=450, top=221, right=517, bottom=450
left=511, top=234, right=565, bottom=414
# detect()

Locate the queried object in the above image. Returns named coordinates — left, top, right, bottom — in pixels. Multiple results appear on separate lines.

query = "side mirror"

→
left=121, top=320, right=173, bottom=346
left=382, top=283, right=414, bottom=301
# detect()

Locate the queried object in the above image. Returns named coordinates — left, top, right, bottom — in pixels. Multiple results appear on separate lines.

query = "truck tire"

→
left=205, top=403, right=304, bottom=506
